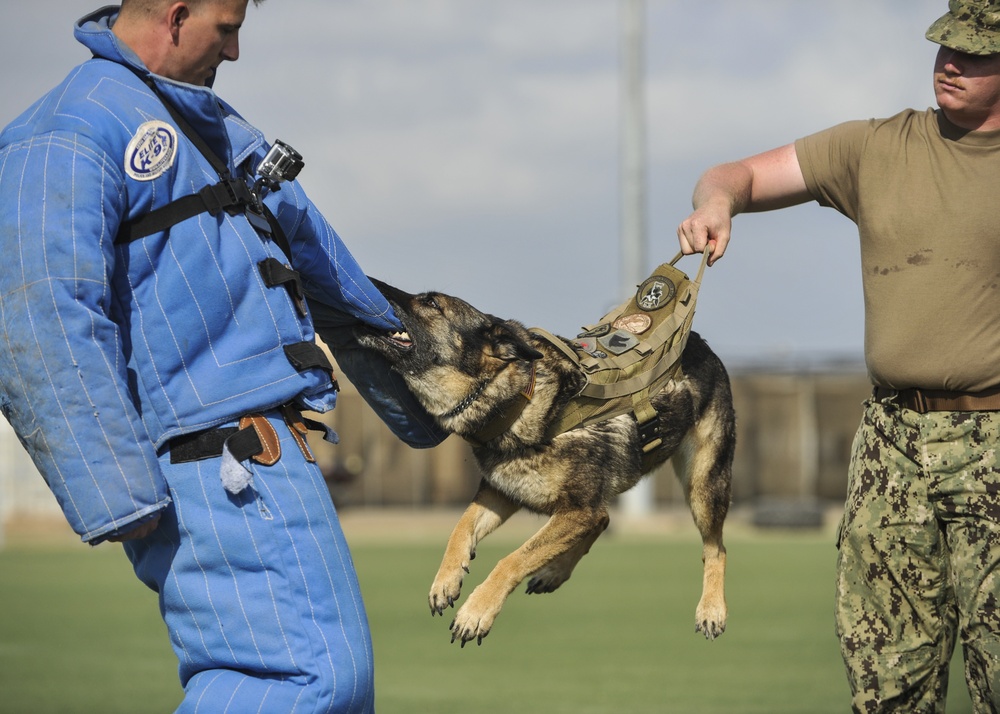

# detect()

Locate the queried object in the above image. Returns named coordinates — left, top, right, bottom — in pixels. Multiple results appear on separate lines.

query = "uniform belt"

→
left=169, top=405, right=322, bottom=464
left=872, top=385, right=1000, bottom=414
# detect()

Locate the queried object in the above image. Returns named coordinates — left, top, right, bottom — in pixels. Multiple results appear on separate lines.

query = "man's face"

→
left=171, top=0, right=249, bottom=86
left=933, top=46, right=1000, bottom=130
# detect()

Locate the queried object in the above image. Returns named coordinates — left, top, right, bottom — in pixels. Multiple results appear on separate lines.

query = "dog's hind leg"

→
left=525, top=517, right=608, bottom=594
left=449, top=507, right=607, bottom=646
left=429, top=482, right=521, bottom=617
left=672, top=410, right=734, bottom=641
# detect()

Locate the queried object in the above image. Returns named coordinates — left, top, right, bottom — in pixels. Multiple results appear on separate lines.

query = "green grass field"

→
left=0, top=517, right=975, bottom=713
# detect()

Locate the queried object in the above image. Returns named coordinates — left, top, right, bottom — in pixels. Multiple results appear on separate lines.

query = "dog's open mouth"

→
left=388, top=330, right=413, bottom=349
left=358, top=323, right=415, bottom=354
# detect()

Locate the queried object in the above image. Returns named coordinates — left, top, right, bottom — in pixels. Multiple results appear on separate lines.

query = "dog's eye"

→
left=421, top=294, right=442, bottom=311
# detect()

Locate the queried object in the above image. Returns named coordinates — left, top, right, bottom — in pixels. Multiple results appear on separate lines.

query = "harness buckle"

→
left=636, top=416, right=662, bottom=453
left=198, top=178, right=248, bottom=216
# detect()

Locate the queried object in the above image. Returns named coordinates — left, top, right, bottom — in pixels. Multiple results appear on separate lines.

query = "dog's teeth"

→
left=389, top=330, right=412, bottom=347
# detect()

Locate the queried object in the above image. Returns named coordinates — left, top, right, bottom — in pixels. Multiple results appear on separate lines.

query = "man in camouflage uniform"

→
left=677, top=1, right=1000, bottom=711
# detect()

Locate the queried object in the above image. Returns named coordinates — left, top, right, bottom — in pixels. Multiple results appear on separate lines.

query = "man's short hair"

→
left=120, top=0, right=266, bottom=17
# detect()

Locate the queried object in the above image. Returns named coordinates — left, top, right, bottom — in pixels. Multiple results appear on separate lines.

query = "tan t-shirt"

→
left=796, top=108, right=1000, bottom=392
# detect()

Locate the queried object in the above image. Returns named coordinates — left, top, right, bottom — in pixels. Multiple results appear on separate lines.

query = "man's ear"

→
left=167, top=2, right=189, bottom=44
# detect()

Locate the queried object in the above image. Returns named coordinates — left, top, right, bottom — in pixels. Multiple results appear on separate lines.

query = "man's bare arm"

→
left=677, top=143, right=811, bottom=265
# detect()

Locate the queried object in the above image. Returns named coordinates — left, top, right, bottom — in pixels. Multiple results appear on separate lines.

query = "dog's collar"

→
left=463, top=361, right=537, bottom=447
left=441, top=379, right=491, bottom=419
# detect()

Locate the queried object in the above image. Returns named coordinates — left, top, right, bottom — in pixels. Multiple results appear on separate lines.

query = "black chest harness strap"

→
left=118, top=176, right=270, bottom=243
left=115, top=72, right=292, bottom=262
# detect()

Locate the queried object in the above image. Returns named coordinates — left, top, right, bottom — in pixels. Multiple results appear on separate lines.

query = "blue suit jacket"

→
left=0, top=8, right=444, bottom=543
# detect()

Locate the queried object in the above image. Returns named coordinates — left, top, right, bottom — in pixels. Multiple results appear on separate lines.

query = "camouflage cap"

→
left=926, top=0, right=1000, bottom=55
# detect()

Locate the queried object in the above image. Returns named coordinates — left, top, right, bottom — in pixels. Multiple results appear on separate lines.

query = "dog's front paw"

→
left=449, top=588, right=501, bottom=647
left=428, top=562, right=469, bottom=616
left=695, top=595, right=728, bottom=640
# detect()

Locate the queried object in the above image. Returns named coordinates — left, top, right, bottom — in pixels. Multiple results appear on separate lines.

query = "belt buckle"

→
left=879, top=387, right=929, bottom=414
left=636, top=416, right=662, bottom=453
left=874, top=386, right=897, bottom=404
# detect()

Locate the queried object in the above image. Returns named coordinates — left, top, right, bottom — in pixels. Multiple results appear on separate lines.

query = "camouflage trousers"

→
left=837, top=398, right=1000, bottom=713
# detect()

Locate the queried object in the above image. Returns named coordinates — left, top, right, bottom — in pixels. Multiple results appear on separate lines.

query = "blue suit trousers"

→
left=124, top=411, right=374, bottom=714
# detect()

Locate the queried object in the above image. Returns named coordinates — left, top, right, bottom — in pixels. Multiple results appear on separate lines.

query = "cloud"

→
left=0, top=0, right=953, bottom=361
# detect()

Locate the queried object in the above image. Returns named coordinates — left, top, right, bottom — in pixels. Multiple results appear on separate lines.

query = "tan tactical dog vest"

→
left=530, top=250, right=709, bottom=465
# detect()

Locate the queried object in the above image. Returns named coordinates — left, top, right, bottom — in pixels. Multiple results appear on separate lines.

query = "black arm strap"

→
left=259, top=257, right=307, bottom=316
left=283, top=341, right=340, bottom=391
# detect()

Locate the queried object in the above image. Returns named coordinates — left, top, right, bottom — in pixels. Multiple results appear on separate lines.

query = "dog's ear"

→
left=486, top=321, right=544, bottom=363
left=366, top=276, right=415, bottom=304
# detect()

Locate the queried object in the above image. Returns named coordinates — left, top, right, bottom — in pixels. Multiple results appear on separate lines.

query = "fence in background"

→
left=317, top=368, right=873, bottom=510
left=0, top=367, right=874, bottom=541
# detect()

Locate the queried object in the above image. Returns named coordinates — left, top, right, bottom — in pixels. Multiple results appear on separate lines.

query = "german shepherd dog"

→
left=356, top=278, right=735, bottom=647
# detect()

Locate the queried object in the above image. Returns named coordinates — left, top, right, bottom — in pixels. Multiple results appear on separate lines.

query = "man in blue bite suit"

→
left=0, top=1, right=445, bottom=711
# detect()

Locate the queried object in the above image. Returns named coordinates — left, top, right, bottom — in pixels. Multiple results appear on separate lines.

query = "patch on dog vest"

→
left=612, top=313, right=651, bottom=334
left=636, top=274, right=676, bottom=311
left=598, top=329, right=639, bottom=355
left=530, top=251, right=710, bottom=464
left=125, top=120, right=177, bottom=181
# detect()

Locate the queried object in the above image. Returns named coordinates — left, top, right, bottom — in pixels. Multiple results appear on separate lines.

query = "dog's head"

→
left=356, top=278, right=543, bottom=423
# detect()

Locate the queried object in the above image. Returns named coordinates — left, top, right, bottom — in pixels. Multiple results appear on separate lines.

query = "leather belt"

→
left=873, top=385, right=1000, bottom=414
left=169, top=404, right=322, bottom=465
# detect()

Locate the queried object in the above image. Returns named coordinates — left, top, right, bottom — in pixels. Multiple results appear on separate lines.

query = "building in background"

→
left=0, top=360, right=871, bottom=544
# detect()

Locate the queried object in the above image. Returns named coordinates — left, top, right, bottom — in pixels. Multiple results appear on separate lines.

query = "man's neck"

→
left=111, top=14, right=170, bottom=77
left=942, top=107, right=1000, bottom=132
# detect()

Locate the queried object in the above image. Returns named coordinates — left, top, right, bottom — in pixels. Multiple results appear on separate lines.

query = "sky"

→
left=0, top=1, right=948, bottom=370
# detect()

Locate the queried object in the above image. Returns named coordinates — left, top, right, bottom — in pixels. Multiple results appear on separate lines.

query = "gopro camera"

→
left=256, top=140, right=304, bottom=187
